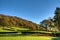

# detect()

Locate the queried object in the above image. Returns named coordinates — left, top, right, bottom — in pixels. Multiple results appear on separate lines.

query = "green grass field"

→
left=0, top=26, right=30, bottom=32
left=0, top=26, right=60, bottom=40
left=0, top=27, right=11, bottom=32
left=11, top=27, right=30, bottom=31
left=0, top=36, right=60, bottom=40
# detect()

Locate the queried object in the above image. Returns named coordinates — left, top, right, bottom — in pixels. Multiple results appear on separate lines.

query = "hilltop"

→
left=0, top=14, right=42, bottom=30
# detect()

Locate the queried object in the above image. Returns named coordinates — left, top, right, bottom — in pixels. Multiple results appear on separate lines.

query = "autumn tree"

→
left=0, top=14, right=40, bottom=30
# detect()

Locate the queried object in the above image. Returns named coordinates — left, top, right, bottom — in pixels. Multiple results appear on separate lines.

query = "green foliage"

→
left=40, top=7, right=60, bottom=31
left=54, top=7, right=60, bottom=30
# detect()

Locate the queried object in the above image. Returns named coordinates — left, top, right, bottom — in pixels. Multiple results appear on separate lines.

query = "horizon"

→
left=0, top=0, right=60, bottom=24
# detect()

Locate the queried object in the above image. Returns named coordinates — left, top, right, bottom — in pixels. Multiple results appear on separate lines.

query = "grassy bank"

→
left=0, top=36, right=60, bottom=40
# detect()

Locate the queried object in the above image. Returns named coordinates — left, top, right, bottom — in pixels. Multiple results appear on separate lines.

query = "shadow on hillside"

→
left=52, top=37, right=60, bottom=40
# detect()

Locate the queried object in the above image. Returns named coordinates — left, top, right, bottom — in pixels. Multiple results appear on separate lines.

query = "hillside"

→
left=0, top=14, right=42, bottom=30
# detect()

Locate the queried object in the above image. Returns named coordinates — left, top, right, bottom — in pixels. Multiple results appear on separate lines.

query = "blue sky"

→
left=0, top=0, right=60, bottom=24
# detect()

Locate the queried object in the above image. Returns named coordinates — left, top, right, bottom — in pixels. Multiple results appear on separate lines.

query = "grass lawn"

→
left=0, top=29, right=13, bottom=32
left=0, top=26, right=30, bottom=32
left=11, top=27, right=30, bottom=30
left=0, top=26, right=60, bottom=40
left=0, top=36, right=60, bottom=40
left=29, top=30, right=52, bottom=34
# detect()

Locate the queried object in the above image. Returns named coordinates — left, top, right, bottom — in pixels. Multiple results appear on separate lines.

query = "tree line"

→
left=0, top=14, right=41, bottom=30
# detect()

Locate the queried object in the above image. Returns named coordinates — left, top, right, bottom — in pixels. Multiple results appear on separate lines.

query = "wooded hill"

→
left=0, top=14, right=42, bottom=30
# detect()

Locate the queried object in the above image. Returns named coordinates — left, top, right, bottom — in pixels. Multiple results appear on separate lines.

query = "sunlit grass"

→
left=0, top=36, right=59, bottom=40
left=11, top=27, right=30, bottom=31
left=0, top=29, right=13, bottom=32
left=0, top=26, right=30, bottom=32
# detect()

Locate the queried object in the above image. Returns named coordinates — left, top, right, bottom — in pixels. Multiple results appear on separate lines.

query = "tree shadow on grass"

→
left=52, top=37, right=60, bottom=40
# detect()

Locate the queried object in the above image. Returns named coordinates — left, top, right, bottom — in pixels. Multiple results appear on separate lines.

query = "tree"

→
left=54, top=7, right=60, bottom=30
left=40, top=19, right=50, bottom=31
left=40, top=18, right=54, bottom=31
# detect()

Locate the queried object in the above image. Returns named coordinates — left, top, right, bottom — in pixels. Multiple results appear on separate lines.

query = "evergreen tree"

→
left=54, top=7, right=60, bottom=30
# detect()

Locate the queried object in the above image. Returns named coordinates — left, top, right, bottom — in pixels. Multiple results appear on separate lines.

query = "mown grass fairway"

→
left=0, top=36, right=60, bottom=40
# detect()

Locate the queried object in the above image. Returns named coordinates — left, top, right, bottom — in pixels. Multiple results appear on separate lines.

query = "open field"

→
left=0, top=36, right=60, bottom=40
left=0, top=26, right=60, bottom=40
left=0, top=29, right=13, bottom=32
left=0, top=26, right=30, bottom=32
left=11, top=27, right=30, bottom=31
